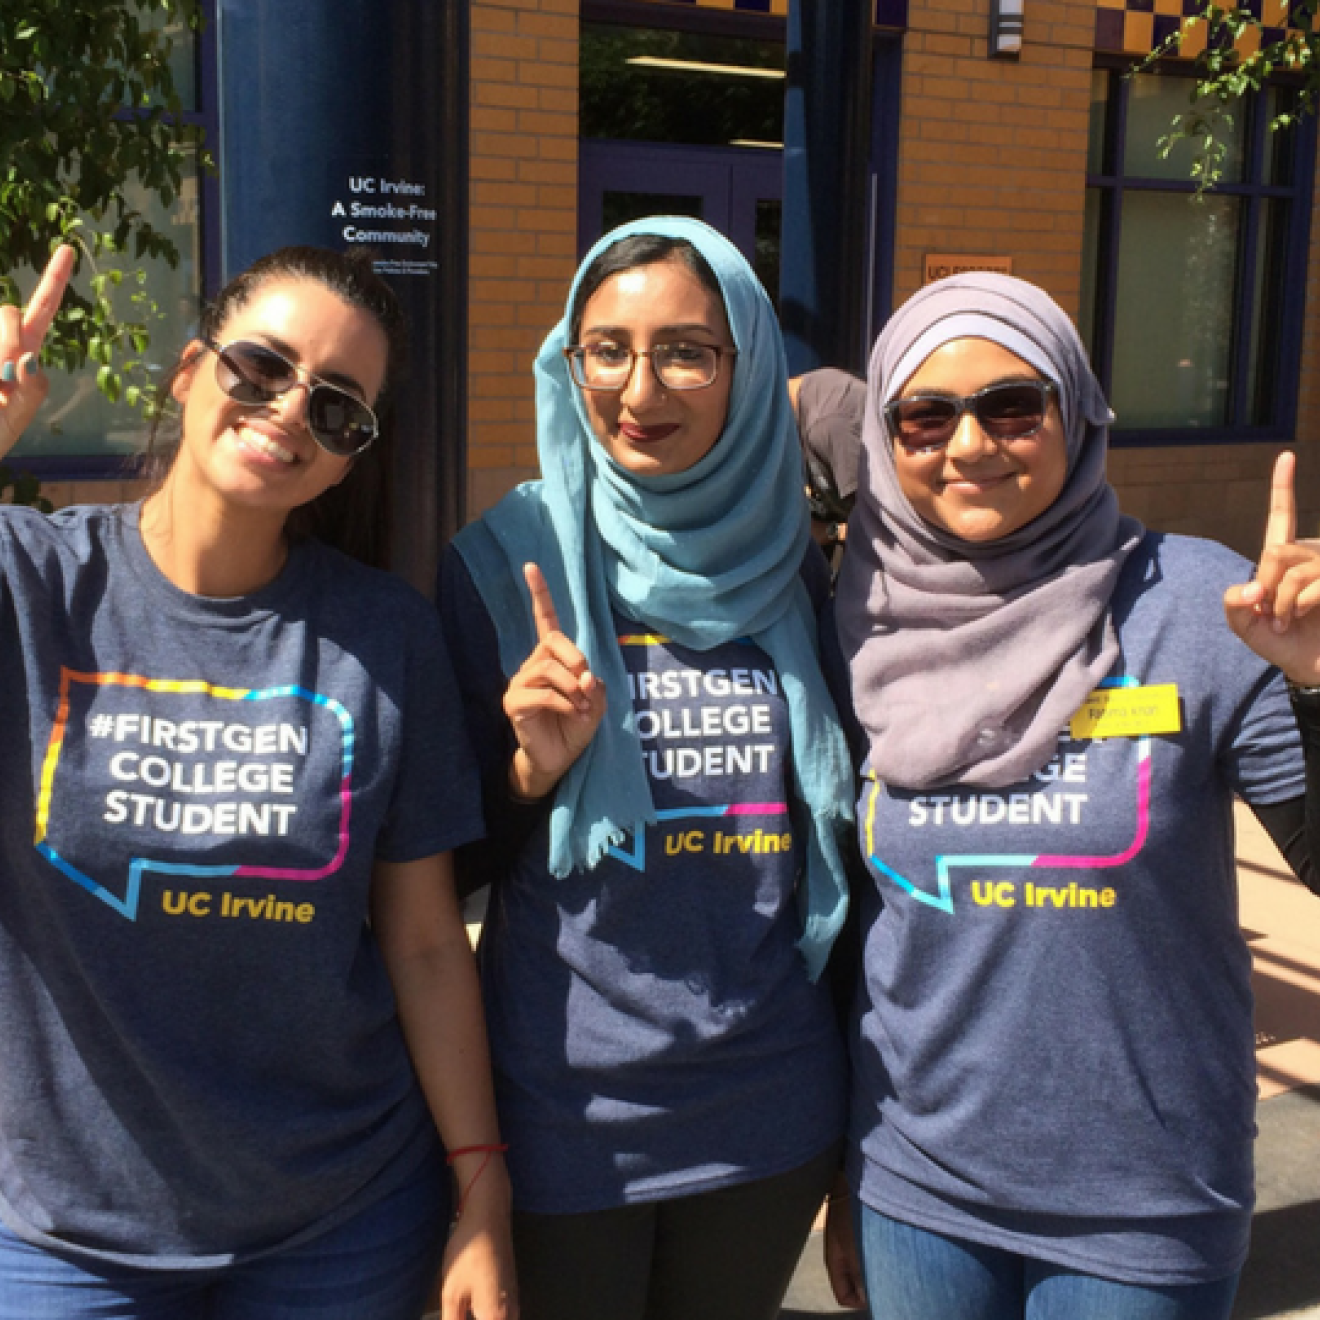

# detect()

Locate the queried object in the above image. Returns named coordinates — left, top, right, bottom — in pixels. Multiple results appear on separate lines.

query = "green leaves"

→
left=1136, top=2, right=1320, bottom=190
left=1155, top=106, right=1232, bottom=192
left=0, top=0, right=212, bottom=413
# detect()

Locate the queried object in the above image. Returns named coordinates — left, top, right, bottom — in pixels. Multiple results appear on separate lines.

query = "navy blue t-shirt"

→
left=0, top=504, right=483, bottom=1265
left=848, top=533, right=1305, bottom=1284
left=441, top=550, right=846, bottom=1214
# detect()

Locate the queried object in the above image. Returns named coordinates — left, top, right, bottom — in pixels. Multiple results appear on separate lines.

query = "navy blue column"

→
left=779, top=0, right=873, bottom=376
left=215, top=0, right=467, bottom=592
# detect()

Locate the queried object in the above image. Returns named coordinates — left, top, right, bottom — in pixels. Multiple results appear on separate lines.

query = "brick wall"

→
left=467, top=0, right=581, bottom=518
left=40, top=477, right=146, bottom=510
left=1107, top=444, right=1288, bottom=559
left=892, top=0, right=1095, bottom=312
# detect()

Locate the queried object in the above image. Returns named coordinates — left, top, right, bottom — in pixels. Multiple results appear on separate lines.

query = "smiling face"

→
left=891, top=338, right=1069, bottom=543
left=169, top=277, right=388, bottom=520
left=574, top=258, right=735, bottom=478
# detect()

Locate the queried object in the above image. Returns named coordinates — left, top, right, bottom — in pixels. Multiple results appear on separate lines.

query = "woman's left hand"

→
left=438, top=1160, right=518, bottom=1320
left=823, top=1177, right=868, bottom=1310
left=1225, top=451, right=1320, bottom=686
left=369, top=853, right=518, bottom=1320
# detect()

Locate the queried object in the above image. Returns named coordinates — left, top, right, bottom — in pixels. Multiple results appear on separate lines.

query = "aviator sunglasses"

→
left=885, top=379, right=1057, bottom=454
left=204, top=338, right=379, bottom=458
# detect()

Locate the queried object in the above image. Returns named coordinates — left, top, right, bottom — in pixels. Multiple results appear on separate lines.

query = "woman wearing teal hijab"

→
left=439, top=218, right=854, bottom=1320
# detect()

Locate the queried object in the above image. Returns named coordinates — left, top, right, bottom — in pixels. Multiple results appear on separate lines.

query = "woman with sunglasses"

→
left=437, top=217, right=855, bottom=1320
left=0, top=245, right=514, bottom=1320
left=827, top=272, right=1320, bottom=1319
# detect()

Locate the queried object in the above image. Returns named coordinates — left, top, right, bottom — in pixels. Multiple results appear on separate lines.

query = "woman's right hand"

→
left=503, top=562, right=607, bottom=801
left=0, top=245, right=76, bottom=460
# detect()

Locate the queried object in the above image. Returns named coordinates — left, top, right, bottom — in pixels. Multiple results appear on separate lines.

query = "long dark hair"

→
left=568, top=233, right=722, bottom=344
left=145, top=245, right=407, bottom=569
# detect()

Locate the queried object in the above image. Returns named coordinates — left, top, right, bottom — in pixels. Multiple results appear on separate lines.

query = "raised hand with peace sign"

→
left=0, top=246, right=76, bottom=460
left=503, top=562, right=608, bottom=801
left=1224, top=450, right=1320, bottom=687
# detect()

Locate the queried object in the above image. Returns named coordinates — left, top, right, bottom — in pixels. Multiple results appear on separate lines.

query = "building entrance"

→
left=578, top=15, right=785, bottom=297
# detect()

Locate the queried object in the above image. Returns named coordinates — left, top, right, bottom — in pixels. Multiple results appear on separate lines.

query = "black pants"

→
left=511, top=1144, right=839, bottom=1320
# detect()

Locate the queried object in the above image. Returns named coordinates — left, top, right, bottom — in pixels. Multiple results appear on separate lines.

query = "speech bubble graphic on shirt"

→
left=863, top=678, right=1151, bottom=915
left=606, top=803, right=791, bottom=872
left=34, top=669, right=354, bottom=920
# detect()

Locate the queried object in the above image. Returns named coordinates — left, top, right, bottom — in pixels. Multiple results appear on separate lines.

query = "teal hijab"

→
left=454, top=217, right=853, bottom=978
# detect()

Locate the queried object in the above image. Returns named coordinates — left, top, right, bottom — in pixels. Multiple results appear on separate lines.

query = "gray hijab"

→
left=835, top=272, right=1144, bottom=790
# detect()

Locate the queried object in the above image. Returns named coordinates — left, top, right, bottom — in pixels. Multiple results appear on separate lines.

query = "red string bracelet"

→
left=447, top=1143, right=509, bottom=1163
left=447, top=1143, right=509, bottom=1221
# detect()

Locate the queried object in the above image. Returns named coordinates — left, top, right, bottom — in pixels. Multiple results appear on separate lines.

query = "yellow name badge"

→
left=1069, top=684, right=1182, bottom=741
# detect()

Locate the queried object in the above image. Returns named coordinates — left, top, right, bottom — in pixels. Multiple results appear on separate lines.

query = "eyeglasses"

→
left=884, top=379, right=1057, bottom=454
left=563, top=342, right=737, bottom=392
left=204, top=338, right=379, bottom=458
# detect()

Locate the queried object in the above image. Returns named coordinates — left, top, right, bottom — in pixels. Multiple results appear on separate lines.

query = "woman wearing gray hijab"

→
left=828, top=272, right=1320, bottom=1319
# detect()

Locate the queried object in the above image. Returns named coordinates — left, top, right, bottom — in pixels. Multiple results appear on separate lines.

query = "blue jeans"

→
left=856, top=1203, right=1240, bottom=1320
left=0, top=1151, right=450, bottom=1320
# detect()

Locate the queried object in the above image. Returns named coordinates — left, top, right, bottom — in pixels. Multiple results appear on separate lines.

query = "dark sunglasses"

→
left=204, top=338, right=379, bottom=458
left=885, top=379, right=1057, bottom=453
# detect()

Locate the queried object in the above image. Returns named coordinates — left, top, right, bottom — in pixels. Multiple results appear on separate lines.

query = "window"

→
left=1082, top=68, right=1314, bottom=443
left=12, top=7, right=217, bottom=476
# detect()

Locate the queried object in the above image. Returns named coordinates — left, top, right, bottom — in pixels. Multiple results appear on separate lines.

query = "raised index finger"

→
left=523, top=562, right=563, bottom=641
left=21, top=244, right=76, bottom=349
left=1262, top=450, right=1297, bottom=552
